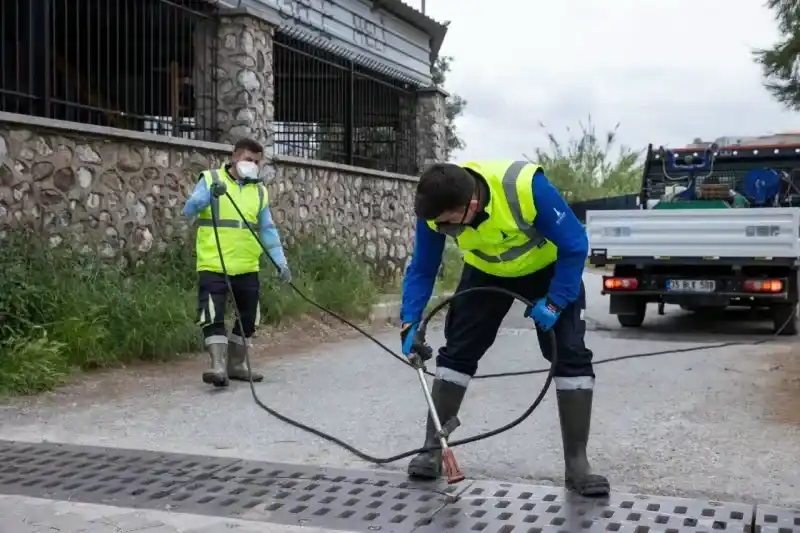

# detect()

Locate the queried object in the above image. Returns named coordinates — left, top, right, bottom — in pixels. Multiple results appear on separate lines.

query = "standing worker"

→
left=183, top=138, right=292, bottom=388
left=399, top=160, right=609, bottom=496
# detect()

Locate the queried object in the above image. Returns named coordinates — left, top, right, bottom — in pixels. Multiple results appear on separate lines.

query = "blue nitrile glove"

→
left=400, top=322, right=432, bottom=360
left=525, top=297, right=562, bottom=332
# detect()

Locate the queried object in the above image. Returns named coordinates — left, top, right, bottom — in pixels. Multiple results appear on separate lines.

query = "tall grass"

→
left=0, top=229, right=379, bottom=396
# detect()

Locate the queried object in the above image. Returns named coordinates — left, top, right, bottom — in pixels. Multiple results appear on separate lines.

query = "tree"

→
left=754, top=0, right=800, bottom=109
left=432, top=56, right=467, bottom=161
left=523, top=116, right=644, bottom=202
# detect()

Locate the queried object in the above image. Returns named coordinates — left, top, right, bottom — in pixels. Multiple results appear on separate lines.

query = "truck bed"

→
left=586, top=207, right=800, bottom=262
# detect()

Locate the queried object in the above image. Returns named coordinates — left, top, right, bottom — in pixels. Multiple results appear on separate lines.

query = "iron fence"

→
left=0, top=0, right=218, bottom=141
left=273, top=31, right=418, bottom=175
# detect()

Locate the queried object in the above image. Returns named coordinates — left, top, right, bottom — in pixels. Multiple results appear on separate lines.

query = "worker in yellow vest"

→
left=183, top=138, right=292, bottom=388
left=399, top=160, right=609, bottom=497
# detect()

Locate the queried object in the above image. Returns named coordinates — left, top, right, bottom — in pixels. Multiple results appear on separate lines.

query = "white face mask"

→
left=235, top=160, right=259, bottom=180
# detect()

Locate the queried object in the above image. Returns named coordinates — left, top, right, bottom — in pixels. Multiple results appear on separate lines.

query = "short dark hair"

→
left=233, top=137, right=263, bottom=155
left=414, top=163, right=475, bottom=220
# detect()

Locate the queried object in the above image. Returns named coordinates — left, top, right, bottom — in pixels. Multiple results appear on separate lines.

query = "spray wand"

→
left=405, top=323, right=465, bottom=484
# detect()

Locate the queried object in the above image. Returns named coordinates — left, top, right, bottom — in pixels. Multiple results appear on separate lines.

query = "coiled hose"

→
left=208, top=190, right=794, bottom=465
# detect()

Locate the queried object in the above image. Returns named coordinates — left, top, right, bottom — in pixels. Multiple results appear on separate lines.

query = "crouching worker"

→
left=399, top=160, right=609, bottom=496
left=183, top=138, right=292, bottom=387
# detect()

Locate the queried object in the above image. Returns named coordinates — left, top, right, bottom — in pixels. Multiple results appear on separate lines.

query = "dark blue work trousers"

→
left=437, top=262, right=594, bottom=379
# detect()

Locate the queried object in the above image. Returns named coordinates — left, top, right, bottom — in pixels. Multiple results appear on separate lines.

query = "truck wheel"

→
left=617, top=302, right=646, bottom=328
left=772, top=303, right=798, bottom=336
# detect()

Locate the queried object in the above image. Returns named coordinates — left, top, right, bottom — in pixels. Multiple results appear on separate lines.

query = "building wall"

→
left=0, top=113, right=417, bottom=281
left=274, top=157, right=416, bottom=282
left=228, top=0, right=439, bottom=86
left=0, top=5, right=449, bottom=284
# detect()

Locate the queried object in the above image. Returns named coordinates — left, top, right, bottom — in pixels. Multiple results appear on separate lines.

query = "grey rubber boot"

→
left=556, top=388, right=610, bottom=496
left=407, top=378, right=467, bottom=480
left=227, top=341, right=264, bottom=382
left=202, top=343, right=229, bottom=387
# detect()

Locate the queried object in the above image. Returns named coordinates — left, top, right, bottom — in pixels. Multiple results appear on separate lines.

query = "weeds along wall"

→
left=0, top=114, right=420, bottom=280
left=0, top=114, right=422, bottom=395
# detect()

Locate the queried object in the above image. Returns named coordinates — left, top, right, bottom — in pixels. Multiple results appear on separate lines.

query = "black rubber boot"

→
left=227, top=341, right=264, bottom=382
left=202, top=343, right=229, bottom=387
left=407, top=378, right=467, bottom=480
left=556, top=388, right=610, bottom=496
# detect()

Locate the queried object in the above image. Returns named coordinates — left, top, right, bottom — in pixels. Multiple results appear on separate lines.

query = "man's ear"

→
left=468, top=199, right=479, bottom=212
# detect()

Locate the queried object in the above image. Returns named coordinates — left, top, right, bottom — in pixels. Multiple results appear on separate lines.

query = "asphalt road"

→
left=1, top=270, right=799, bottom=508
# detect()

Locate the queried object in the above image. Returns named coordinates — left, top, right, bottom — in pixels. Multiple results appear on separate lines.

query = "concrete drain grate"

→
left=412, top=481, right=756, bottom=533
left=0, top=440, right=797, bottom=533
left=0, top=440, right=239, bottom=508
left=164, top=476, right=452, bottom=531
left=0, top=440, right=457, bottom=532
left=755, top=505, right=800, bottom=533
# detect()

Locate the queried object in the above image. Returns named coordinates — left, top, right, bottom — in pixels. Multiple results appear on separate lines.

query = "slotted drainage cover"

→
left=0, top=440, right=238, bottom=507
left=1, top=440, right=793, bottom=533
left=755, top=504, right=800, bottom=533
left=0, top=440, right=458, bottom=532
left=412, top=481, right=756, bottom=533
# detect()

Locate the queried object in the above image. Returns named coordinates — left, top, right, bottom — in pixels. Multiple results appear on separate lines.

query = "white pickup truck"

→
left=586, top=142, right=800, bottom=334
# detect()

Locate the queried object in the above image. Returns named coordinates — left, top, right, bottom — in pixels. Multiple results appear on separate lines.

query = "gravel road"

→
left=1, top=270, right=798, bottom=508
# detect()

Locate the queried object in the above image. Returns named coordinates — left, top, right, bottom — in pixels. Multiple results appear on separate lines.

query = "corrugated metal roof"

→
left=214, top=0, right=449, bottom=83
left=370, top=0, right=449, bottom=63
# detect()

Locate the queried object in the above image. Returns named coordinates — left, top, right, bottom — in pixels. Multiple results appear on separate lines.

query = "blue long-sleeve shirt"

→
left=400, top=170, right=587, bottom=324
left=183, top=176, right=288, bottom=268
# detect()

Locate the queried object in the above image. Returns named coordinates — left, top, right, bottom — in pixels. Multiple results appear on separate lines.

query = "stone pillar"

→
left=194, top=7, right=275, bottom=161
left=414, top=86, right=448, bottom=173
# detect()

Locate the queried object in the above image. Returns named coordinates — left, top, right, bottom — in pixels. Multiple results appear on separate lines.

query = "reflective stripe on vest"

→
left=459, top=160, right=546, bottom=264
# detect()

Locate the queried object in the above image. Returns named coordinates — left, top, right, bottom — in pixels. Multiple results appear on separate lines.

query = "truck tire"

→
left=772, top=303, right=798, bottom=336
left=617, top=302, right=646, bottom=328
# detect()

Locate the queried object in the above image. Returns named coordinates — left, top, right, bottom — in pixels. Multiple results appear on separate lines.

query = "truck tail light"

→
left=743, top=279, right=784, bottom=293
left=604, top=277, right=639, bottom=290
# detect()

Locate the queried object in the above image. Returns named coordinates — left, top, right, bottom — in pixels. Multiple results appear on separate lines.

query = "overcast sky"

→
left=415, top=0, right=800, bottom=163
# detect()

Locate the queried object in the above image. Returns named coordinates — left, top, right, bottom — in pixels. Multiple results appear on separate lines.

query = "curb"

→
left=369, top=292, right=454, bottom=325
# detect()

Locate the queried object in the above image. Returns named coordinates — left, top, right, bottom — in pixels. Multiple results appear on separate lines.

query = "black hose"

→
left=209, top=190, right=795, bottom=465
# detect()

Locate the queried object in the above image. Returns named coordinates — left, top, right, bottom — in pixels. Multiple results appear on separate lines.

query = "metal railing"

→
left=0, top=0, right=218, bottom=141
left=273, top=32, right=418, bottom=175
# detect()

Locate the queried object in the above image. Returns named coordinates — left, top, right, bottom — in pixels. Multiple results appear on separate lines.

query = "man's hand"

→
left=210, top=181, right=227, bottom=198
left=400, top=322, right=432, bottom=361
left=278, top=265, right=292, bottom=284
left=525, top=297, right=562, bottom=332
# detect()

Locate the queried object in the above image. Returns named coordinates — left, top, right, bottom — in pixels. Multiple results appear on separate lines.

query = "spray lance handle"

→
left=210, top=181, right=227, bottom=198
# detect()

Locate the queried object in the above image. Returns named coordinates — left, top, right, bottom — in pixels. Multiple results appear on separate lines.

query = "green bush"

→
left=0, top=229, right=379, bottom=396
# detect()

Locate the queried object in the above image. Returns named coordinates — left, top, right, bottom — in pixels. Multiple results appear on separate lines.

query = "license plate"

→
left=666, top=279, right=716, bottom=292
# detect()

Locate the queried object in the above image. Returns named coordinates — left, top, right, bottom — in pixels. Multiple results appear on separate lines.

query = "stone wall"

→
left=271, top=158, right=416, bottom=283
left=0, top=113, right=417, bottom=280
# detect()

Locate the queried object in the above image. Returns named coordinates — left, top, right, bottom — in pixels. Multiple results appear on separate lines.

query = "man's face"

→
left=231, top=149, right=263, bottom=180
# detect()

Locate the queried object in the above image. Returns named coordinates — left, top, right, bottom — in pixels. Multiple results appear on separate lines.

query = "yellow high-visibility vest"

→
left=195, top=166, right=266, bottom=275
left=426, top=160, right=558, bottom=277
